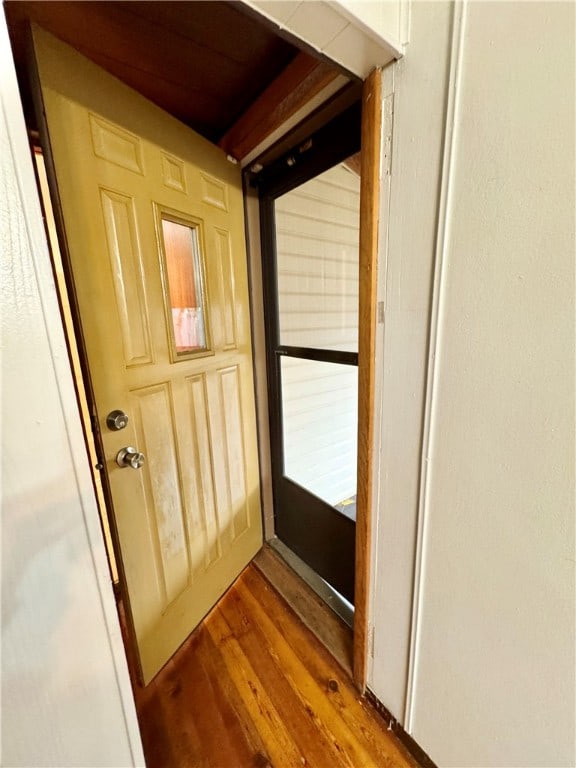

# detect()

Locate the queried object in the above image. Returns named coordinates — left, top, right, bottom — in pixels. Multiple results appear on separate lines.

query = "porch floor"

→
left=129, top=564, right=418, bottom=768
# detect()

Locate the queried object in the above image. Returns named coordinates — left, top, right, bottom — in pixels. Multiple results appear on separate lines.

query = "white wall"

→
left=0, top=10, right=144, bottom=766
left=371, top=2, right=575, bottom=766
left=370, top=0, right=454, bottom=721
left=242, top=0, right=404, bottom=78
left=335, top=0, right=410, bottom=47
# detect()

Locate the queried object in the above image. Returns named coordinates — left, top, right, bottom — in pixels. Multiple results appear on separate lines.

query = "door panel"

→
left=100, top=188, right=154, bottom=366
left=276, top=478, right=356, bottom=603
left=34, top=27, right=262, bottom=683
left=215, top=227, right=239, bottom=350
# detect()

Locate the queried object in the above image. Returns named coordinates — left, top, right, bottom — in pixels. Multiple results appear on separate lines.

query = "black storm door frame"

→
left=254, top=103, right=361, bottom=603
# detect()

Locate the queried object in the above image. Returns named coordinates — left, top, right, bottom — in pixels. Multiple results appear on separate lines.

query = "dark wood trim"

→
left=354, top=67, right=383, bottom=691
left=233, top=0, right=360, bottom=84
left=219, top=52, right=341, bottom=161
left=365, top=689, right=439, bottom=768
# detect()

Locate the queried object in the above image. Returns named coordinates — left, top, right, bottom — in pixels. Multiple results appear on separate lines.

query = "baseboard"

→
left=365, top=689, right=438, bottom=768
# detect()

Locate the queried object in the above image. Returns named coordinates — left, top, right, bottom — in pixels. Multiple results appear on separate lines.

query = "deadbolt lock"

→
left=107, top=409, right=129, bottom=431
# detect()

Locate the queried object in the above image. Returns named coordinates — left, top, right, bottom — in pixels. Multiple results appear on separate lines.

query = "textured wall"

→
left=0, top=11, right=144, bottom=766
left=409, top=3, right=575, bottom=765
left=371, top=2, right=575, bottom=766
left=369, top=0, right=454, bottom=721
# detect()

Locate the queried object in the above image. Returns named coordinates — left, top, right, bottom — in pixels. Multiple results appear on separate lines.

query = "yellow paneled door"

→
left=34, top=28, right=262, bottom=683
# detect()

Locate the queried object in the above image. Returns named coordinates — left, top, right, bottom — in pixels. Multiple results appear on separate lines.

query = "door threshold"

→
left=253, top=540, right=353, bottom=677
left=270, top=539, right=354, bottom=627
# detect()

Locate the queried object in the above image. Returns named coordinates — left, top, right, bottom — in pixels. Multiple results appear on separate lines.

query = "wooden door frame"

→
left=355, top=68, right=383, bottom=690
left=246, top=70, right=382, bottom=691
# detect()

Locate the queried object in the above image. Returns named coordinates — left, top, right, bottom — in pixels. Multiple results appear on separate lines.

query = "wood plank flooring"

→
left=130, top=564, right=418, bottom=768
left=252, top=545, right=353, bottom=676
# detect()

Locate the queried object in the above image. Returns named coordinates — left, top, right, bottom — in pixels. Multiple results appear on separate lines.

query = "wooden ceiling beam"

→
left=218, top=52, right=342, bottom=162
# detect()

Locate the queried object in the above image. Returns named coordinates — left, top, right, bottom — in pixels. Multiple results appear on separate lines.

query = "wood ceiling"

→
left=5, top=1, right=351, bottom=160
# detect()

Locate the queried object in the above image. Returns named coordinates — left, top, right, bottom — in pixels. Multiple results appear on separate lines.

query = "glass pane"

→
left=275, top=155, right=360, bottom=352
left=161, top=217, right=207, bottom=355
left=281, top=356, right=357, bottom=514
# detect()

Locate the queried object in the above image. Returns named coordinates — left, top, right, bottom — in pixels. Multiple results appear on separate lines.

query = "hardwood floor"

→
left=252, top=545, right=354, bottom=676
left=130, top=564, right=419, bottom=768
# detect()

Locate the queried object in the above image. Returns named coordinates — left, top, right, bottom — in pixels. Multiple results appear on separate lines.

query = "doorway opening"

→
left=4, top=3, right=382, bottom=692
left=254, top=104, right=362, bottom=609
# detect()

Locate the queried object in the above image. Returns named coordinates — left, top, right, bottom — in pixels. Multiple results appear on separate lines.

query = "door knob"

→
left=107, top=409, right=129, bottom=431
left=116, top=446, right=145, bottom=470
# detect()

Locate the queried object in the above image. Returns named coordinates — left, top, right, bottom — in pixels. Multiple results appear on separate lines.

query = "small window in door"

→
left=156, top=208, right=211, bottom=360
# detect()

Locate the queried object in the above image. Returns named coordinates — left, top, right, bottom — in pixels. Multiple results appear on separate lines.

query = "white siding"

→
left=281, top=357, right=358, bottom=506
left=276, top=164, right=359, bottom=506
